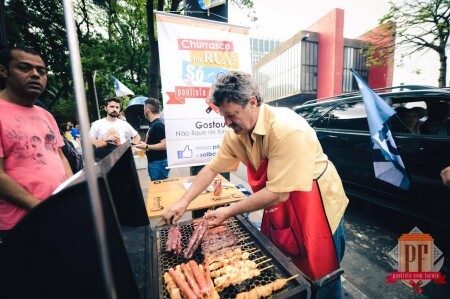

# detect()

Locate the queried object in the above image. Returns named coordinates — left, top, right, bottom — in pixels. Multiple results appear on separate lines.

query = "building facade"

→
left=251, top=8, right=394, bottom=108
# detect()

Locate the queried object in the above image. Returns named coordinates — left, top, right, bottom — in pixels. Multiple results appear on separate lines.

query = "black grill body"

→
left=151, top=215, right=311, bottom=299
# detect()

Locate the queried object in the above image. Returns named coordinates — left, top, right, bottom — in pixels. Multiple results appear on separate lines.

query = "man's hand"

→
left=103, top=135, right=120, bottom=145
left=0, top=158, right=42, bottom=210
left=134, top=141, right=147, bottom=151
left=204, top=207, right=231, bottom=227
left=441, top=166, right=450, bottom=188
left=163, top=197, right=190, bottom=224
left=163, top=165, right=218, bottom=224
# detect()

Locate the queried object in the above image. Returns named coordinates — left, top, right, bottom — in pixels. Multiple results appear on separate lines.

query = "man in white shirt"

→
left=90, top=97, right=141, bottom=160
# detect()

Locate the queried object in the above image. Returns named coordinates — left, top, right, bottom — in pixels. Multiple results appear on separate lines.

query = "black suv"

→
left=293, top=86, right=450, bottom=232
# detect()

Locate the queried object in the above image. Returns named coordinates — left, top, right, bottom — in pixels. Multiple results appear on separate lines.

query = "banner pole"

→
left=184, top=0, right=230, bottom=218
left=62, top=1, right=117, bottom=297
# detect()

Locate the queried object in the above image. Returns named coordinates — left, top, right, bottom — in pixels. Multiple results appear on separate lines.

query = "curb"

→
left=342, top=275, right=369, bottom=299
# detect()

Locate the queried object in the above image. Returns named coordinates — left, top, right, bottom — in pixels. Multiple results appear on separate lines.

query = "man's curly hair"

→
left=209, top=71, right=262, bottom=108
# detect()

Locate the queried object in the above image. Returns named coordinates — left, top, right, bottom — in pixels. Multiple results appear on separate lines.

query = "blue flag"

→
left=112, top=76, right=134, bottom=97
left=350, top=69, right=410, bottom=190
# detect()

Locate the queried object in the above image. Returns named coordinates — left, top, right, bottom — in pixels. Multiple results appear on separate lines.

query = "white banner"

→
left=156, top=12, right=251, bottom=168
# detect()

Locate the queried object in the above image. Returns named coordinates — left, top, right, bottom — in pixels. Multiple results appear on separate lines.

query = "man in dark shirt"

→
left=135, top=98, right=169, bottom=180
left=421, top=101, right=449, bottom=136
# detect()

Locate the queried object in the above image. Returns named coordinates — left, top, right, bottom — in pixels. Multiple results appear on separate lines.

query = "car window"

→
left=295, top=104, right=331, bottom=124
left=391, top=98, right=450, bottom=136
left=421, top=99, right=450, bottom=136
left=321, top=101, right=369, bottom=131
left=391, top=101, right=427, bottom=134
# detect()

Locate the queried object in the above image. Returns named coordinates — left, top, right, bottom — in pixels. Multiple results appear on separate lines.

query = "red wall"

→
left=357, top=22, right=395, bottom=88
left=307, top=9, right=345, bottom=99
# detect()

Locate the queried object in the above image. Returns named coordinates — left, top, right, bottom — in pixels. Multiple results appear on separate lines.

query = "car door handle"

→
left=396, top=145, right=424, bottom=150
left=327, top=135, right=349, bottom=141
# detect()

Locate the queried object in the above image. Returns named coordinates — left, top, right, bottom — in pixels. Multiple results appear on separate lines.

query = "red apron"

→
left=247, top=159, right=339, bottom=280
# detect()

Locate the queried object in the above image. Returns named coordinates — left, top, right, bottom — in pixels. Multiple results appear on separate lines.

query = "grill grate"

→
left=152, top=215, right=311, bottom=299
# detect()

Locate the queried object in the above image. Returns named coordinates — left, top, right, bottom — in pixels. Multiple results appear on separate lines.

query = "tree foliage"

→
left=378, top=0, right=450, bottom=87
left=4, top=0, right=255, bottom=122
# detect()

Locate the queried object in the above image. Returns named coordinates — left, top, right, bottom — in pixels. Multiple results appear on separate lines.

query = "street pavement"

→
left=135, top=161, right=366, bottom=298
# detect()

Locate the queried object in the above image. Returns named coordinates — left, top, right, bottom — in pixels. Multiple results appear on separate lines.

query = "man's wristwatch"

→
left=145, top=144, right=149, bottom=151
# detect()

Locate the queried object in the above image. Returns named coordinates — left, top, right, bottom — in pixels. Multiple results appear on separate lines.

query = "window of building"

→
left=301, top=41, right=318, bottom=92
left=343, top=47, right=368, bottom=93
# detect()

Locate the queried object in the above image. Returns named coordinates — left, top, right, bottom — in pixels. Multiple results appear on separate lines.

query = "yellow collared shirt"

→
left=209, top=104, right=348, bottom=232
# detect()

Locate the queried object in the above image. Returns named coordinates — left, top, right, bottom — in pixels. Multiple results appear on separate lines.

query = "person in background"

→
left=70, top=122, right=80, bottom=140
left=61, top=122, right=75, bottom=141
left=396, top=106, right=424, bottom=134
left=421, top=101, right=450, bottom=136
left=163, top=71, right=348, bottom=298
left=0, top=47, right=72, bottom=241
left=60, top=122, right=82, bottom=154
left=441, top=166, right=450, bottom=188
left=89, top=97, right=141, bottom=161
left=118, top=111, right=127, bottom=121
left=134, top=97, right=169, bottom=180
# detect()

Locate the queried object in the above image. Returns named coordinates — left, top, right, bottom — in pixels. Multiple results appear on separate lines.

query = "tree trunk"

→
left=438, top=50, right=447, bottom=88
left=146, top=0, right=163, bottom=99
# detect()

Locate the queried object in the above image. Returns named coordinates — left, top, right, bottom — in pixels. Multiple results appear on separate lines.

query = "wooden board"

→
left=146, top=175, right=246, bottom=218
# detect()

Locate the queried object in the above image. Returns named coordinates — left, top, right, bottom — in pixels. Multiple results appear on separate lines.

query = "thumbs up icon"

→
left=177, top=145, right=193, bottom=159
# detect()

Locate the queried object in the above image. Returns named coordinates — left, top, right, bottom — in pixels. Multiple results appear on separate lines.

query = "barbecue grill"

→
left=151, top=214, right=311, bottom=299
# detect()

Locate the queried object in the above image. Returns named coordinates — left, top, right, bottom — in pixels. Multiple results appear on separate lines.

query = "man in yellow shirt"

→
left=164, top=71, right=349, bottom=298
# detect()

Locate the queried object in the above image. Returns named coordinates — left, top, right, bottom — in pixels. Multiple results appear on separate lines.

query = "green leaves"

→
left=379, top=0, right=450, bottom=87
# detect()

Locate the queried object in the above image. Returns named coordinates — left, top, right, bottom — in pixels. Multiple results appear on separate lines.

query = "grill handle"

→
left=311, top=268, right=344, bottom=298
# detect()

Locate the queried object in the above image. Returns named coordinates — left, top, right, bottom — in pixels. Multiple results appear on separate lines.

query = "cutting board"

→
left=146, top=175, right=246, bottom=218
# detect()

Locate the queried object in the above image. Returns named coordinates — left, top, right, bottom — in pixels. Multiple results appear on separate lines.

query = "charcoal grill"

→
left=151, top=214, right=311, bottom=299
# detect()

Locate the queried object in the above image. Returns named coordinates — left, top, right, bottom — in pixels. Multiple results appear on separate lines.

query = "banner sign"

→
left=156, top=12, right=251, bottom=168
left=198, top=0, right=226, bottom=10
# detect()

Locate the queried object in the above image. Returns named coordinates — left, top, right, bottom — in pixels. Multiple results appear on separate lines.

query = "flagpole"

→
left=93, top=70, right=101, bottom=120
left=95, top=71, right=111, bottom=94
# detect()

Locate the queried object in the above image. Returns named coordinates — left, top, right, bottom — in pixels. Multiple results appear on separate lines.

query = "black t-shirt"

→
left=145, top=118, right=167, bottom=162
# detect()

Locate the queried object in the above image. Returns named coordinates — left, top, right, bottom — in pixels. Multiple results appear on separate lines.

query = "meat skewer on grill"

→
left=202, top=233, right=238, bottom=248
left=203, top=225, right=229, bottom=236
left=210, top=254, right=265, bottom=273
left=202, top=230, right=246, bottom=242
left=209, top=250, right=258, bottom=271
left=166, top=224, right=182, bottom=254
left=208, top=247, right=258, bottom=263
left=214, top=265, right=274, bottom=291
left=210, top=258, right=271, bottom=278
left=183, top=217, right=209, bottom=259
left=202, top=236, right=250, bottom=257
left=235, top=275, right=299, bottom=299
